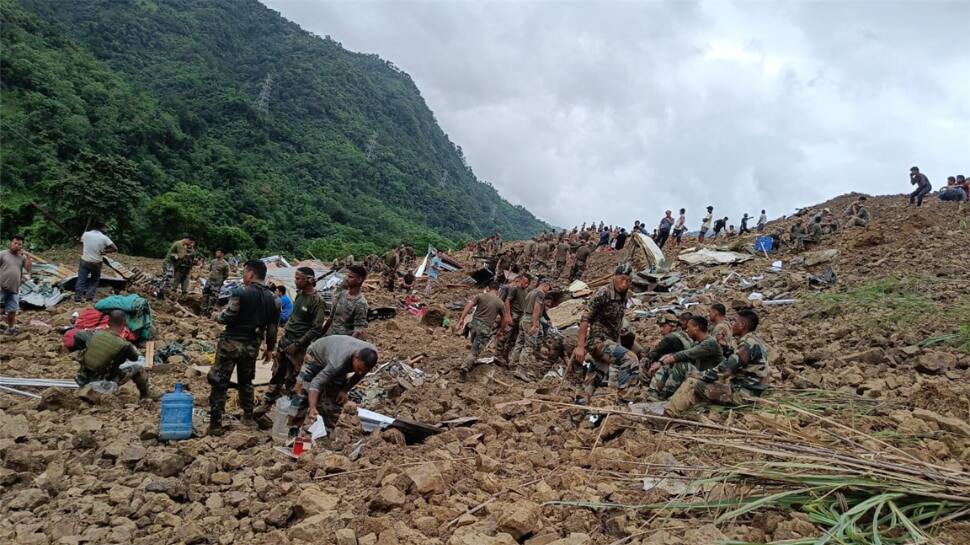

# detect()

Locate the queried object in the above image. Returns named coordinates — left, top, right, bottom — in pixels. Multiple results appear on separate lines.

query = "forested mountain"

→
left=0, top=0, right=547, bottom=258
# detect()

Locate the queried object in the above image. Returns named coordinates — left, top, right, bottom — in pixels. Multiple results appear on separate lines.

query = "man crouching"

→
left=292, top=335, right=379, bottom=434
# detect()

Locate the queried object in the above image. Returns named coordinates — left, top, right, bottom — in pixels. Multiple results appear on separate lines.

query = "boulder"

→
left=299, top=486, right=338, bottom=512
left=0, top=413, right=28, bottom=440
left=407, top=462, right=445, bottom=495
left=496, top=501, right=542, bottom=540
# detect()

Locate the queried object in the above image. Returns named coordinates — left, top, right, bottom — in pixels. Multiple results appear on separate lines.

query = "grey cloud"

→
left=264, top=0, right=970, bottom=231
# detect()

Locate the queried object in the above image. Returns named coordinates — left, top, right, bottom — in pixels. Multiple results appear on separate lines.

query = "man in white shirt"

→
left=75, top=221, right=117, bottom=303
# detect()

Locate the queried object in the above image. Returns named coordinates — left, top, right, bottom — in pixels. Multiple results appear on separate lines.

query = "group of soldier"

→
left=453, top=252, right=772, bottom=417
left=788, top=196, right=871, bottom=251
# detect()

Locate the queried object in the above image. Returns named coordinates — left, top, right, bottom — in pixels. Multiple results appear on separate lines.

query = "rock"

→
left=315, top=453, right=353, bottom=474
left=845, top=348, right=884, bottom=366
left=299, top=486, right=338, bottom=512
left=448, top=528, right=518, bottom=545
left=225, top=431, right=261, bottom=450
left=265, top=502, right=294, bottom=527
left=69, top=415, right=103, bottom=432
left=496, top=501, right=542, bottom=540
left=0, top=413, right=28, bottom=440
left=140, top=451, right=186, bottom=477
left=546, top=534, right=591, bottom=545
left=121, top=444, right=147, bottom=464
left=406, top=462, right=445, bottom=495
left=8, top=488, right=47, bottom=510
left=145, top=478, right=189, bottom=501
left=912, top=408, right=970, bottom=436
left=35, top=387, right=81, bottom=411
left=288, top=513, right=335, bottom=542
left=914, top=351, right=956, bottom=374
left=107, top=485, right=134, bottom=504
left=335, top=528, right=358, bottom=545
left=211, top=471, right=232, bottom=485
left=421, top=306, right=447, bottom=327
left=177, top=522, right=208, bottom=544
left=370, top=485, right=406, bottom=511
left=683, top=523, right=727, bottom=544
left=155, top=512, right=182, bottom=527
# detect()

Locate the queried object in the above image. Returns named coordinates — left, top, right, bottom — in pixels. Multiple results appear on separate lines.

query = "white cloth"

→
left=81, top=230, right=114, bottom=263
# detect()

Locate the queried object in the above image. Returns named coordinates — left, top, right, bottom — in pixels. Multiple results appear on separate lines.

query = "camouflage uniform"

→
left=789, top=224, right=807, bottom=251
left=165, top=240, right=195, bottom=297
left=202, top=258, right=230, bottom=314
left=805, top=222, right=823, bottom=246
left=383, top=250, right=399, bottom=291
left=665, top=332, right=771, bottom=416
left=262, top=290, right=327, bottom=409
left=326, top=289, right=369, bottom=337
left=581, top=283, right=639, bottom=390
left=461, top=292, right=504, bottom=373
left=498, top=285, right=527, bottom=363
left=208, top=281, right=279, bottom=428
left=514, top=288, right=546, bottom=365
left=711, top=321, right=735, bottom=352
left=646, top=330, right=694, bottom=400
left=554, top=242, right=569, bottom=278
left=848, top=206, right=869, bottom=227
left=74, top=330, right=149, bottom=396
left=569, top=245, right=591, bottom=281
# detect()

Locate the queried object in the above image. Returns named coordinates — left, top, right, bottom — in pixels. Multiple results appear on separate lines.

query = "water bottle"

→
left=159, top=383, right=193, bottom=441
left=271, top=397, right=295, bottom=443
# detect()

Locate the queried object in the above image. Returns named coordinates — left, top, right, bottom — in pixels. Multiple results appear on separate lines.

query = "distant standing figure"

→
left=756, top=210, right=767, bottom=232
left=656, top=210, right=674, bottom=249
left=75, top=221, right=117, bottom=303
left=738, top=214, right=751, bottom=235
left=202, top=249, right=230, bottom=315
left=699, top=206, right=714, bottom=242
left=672, top=208, right=687, bottom=246
left=276, top=285, right=293, bottom=325
left=909, top=166, right=932, bottom=207
left=0, top=235, right=31, bottom=336
left=165, top=235, right=196, bottom=299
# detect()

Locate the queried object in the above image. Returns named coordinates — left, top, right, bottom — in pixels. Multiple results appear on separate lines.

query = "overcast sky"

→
left=264, top=0, right=969, bottom=230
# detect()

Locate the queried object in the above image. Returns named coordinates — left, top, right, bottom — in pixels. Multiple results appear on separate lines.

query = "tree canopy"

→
left=0, top=0, right=548, bottom=258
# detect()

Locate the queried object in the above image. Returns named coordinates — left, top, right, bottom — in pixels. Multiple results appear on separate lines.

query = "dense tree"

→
left=1, top=0, right=548, bottom=259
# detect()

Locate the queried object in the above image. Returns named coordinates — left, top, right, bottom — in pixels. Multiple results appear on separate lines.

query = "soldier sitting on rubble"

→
left=650, top=316, right=722, bottom=401
left=74, top=310, right=155, bottom=399
left=644, top=312, right=694, bottom=400
left=664, top=309, right=770, bottom=417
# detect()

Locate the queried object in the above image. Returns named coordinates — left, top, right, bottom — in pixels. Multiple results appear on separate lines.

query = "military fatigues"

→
left=208, top=281, right=279, bottom=427
left=666, top=332, right=771, bottom=416
left=327, top=290, right=369, bottom=337
left=582, top=284, right=639, bottom=390
left=646, top=330, right=694, bottom=400
left=165, top=240, right=195, bottom=297
left=383, top=250, right=399, bottom=291
left=514, top=288, right=547, bottom=365
left=789, top=224, right=807, bottom=251
left=202, top=258, right=230, bottom=314
left=554, top=242, right=569, bottom=279
left=848, top=206, right=869, bottom=227
left=297, top=336, right=377, bottom=432
left=462, top=292, right=505, bottom=373
left=263, top=290, right=327, bottom=408
left=711, top=321, right=735, bottom=352
left=569, top=245, right=591, bottom=281
left=498, top=285, right=528, bottom=363
left=805, top=222, right=823, bottom=246
left=74, top=330, right=149, bottom=396
left=650, top=336, right=722, bottom=400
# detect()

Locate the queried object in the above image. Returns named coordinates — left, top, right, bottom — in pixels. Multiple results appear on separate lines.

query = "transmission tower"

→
left=256, top=74, right=273, bottom=115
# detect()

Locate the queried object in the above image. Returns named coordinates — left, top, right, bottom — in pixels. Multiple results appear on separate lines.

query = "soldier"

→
left=498, top=273, right=530, bottom=364
left=259, top=267, right=327, bottom=412
left=573, top=263, right=639, bottom=395
left=164, top=235, right=196, bottom=299
left=653, top=316, right=723, bottom=400
left=645, top=313, right=695, bottom=399
left=515, top=277, right=552, bottom=367
left=74, top=310, right=154, bottom=399
left=383, top=247, right=399, bottom=291
left=847, top=198, right=870, bottom=227
left=202, top=249, right=230, bottom=315
left=804, top=218, right=824, bottom=248
left=454, top=280, right=505, bottom=381
left=789, top=218, right=807, bottom=251
left=709, top=303, right=735, bottom=352
left=553, top=238, right=569, bottom=279
left=326, top=265, right=369, bottom=338
left=820, top=211, right=840, bottom=234
left=293, top=335, right=379, bottom=434
left=207, top=259, right=280, bottom=436
left=665, top=309, right=770, bottom=416
left=569, top=241, right=592, bottom=281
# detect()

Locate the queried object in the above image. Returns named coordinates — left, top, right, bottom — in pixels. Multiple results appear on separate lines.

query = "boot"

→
left=207, top=421, right=225, bottom=437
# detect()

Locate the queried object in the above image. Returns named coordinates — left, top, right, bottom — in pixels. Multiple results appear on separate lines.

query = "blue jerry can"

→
left=159, top=383, right=193, bottom=441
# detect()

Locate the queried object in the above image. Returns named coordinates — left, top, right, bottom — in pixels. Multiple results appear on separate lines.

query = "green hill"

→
left=0, top=0, right=547, bottom=258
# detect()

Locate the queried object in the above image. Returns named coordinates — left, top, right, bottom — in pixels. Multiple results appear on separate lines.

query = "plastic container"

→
left=271, top=397, right=296, bottom=443
left=159, top=383, right=194, bottom=441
